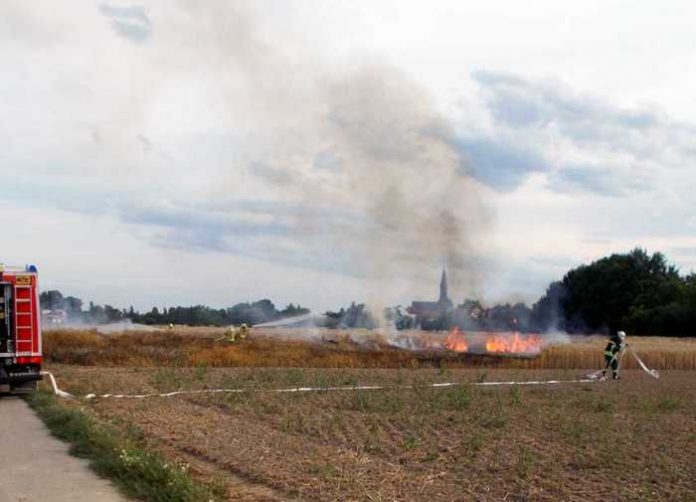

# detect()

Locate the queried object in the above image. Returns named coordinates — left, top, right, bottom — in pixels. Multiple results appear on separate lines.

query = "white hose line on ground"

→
left=629, top=347, right=660, bottom=379
left=584, top=347, right=660, bottom=380
left=40, top=371, right=74, bottom=399
left=39, top=371, right=597, bottom=400
left=584, top=370, right=604, bottom=380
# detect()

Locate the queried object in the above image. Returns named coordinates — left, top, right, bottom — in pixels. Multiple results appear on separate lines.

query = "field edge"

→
left=25, top=390, right=227, bottom=502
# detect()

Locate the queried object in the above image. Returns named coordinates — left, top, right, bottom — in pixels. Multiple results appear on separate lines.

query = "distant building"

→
left=42, top=309, right=67, bottom=326
left=407, top=269, right=454, bottom=326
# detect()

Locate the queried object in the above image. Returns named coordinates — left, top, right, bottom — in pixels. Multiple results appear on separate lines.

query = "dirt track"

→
left=0, top=396, right=125, bottom=502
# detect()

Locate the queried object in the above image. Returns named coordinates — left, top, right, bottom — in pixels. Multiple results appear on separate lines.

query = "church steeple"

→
left=406, top=266, right=454, bottom=323
left=439, top=268, right=449, bottom=304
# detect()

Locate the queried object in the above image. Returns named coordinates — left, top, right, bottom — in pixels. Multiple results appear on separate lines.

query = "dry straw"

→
left=42, top=329, right=696, bottom=370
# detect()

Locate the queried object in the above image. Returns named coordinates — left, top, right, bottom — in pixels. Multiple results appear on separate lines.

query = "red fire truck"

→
left=0, top=265, right=42, bottom=394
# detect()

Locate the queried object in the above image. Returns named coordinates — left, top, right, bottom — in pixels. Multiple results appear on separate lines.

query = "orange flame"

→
left=444, top=327, right=468, bottom=352
left=443, top=329, right=544, bottom=355
left=485, top=333, right=543, bottom=355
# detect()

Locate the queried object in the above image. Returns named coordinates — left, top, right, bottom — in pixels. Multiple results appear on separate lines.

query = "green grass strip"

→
left=26, top=391, right=225, bottom=502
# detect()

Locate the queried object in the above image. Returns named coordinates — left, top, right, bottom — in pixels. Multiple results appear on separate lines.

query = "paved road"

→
left=0, top=396, right=126, bottom=502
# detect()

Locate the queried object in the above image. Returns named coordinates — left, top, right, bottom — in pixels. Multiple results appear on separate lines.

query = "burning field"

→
left=39, top=328, right=696, bottom=501
left=430, top=328, right=544, bottom=355
left=42, top=326, right=696, bottom=370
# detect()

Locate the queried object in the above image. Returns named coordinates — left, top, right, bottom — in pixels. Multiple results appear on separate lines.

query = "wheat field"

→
left=42, top=327, right=696, bottom=370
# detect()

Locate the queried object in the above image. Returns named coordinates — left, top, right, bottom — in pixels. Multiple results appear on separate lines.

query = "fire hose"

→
left=39, top=372, right=601, bottom=400
left=629, top=346, right=660, bottom=378
left=584, top=346, right=659, bottom=380
left=39, top=339, right=660, bottom=399
left=42, top=347, right=661, bottom=400
left=41, top=371, right=74, bottom=399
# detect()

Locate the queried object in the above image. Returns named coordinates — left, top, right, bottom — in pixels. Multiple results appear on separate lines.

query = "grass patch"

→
left=402, top=434, right=420, bottom=451
left=510, top=385, right=522, bottom=405
left=632, top=395, right=684, bottom=414
left=655, top=396, right=682, bottom=412
left=460, top=434, right=484, bottom=457
left=448, top=385, right=471, bottom=410
left=563, top=421, right=590, bottom=442
left=149, top=368, right=185, bottom=390
left=480, top=413, right=508, bottom=429
left=307, top=463, right=339, bottom=480
left=351, top=391, right=404, bottom=414
left=516, top=445, right=535, bottom=478
left=26, top=391, right=225, bottom=502
left=594, top=399, right=613, bottom=413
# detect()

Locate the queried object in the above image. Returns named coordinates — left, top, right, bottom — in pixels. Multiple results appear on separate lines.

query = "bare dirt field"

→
left=40, top=329, right=696, bottom=501
left=46, top=330, right=696, bottom=501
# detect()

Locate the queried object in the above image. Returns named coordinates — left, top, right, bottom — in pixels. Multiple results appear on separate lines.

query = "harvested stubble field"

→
left=41, top=329, right=696, bottom=501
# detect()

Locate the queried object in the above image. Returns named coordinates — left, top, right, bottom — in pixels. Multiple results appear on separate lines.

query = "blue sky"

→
left=1, top=1, right=695, bottom=312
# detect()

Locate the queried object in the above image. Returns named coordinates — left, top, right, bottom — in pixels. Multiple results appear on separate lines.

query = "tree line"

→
left=39, top=292, right=309, bottom=327
left=329, top=249, right=696, bottom=337
left=40, top=248, right=696, bottom=336
left=531, top=248, right=695, bottom=336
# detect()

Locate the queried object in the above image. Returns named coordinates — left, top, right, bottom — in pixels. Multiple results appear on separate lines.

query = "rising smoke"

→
left=169, top=5, right=495, bottom=308
left=316, top=66, right=493, bottom=307
left=106, top=3, right=495, bottom=313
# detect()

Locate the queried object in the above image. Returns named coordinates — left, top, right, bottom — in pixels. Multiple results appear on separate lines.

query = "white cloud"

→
left=2, top=1, right=696, bottom=311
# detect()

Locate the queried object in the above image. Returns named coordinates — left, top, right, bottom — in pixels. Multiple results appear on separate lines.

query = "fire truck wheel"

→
left=11, top=381, right=37, bottom=395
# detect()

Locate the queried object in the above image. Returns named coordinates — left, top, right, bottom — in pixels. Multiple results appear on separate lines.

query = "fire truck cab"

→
left=0, top=264, right=42, bottom=394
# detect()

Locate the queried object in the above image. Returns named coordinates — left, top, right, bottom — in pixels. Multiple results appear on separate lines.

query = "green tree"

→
left=40, top=290, right=64, bottom=310
left=560, top=248, right=681, bottom=333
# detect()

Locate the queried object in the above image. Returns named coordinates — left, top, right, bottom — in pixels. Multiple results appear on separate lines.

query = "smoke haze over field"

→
left=153, top=5, right=494, bottom=304
left=2, top=2, right=696, bottom=311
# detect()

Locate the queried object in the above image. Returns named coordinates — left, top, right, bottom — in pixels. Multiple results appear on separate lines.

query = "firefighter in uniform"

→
left=224, top=324, right=250, bottom=343
left=225, top=326, right=237, bottom=343
left=238, top=323, right=249, bottom=340
left=601, top=330, right=627, bottom=380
